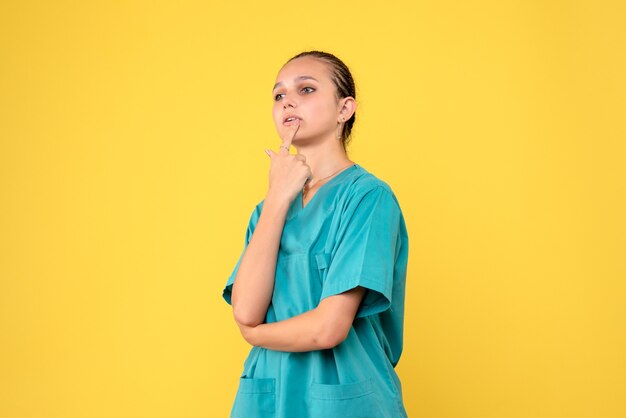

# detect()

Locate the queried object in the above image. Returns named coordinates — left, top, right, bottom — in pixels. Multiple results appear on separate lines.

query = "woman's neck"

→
left=294, top=137, right=353, bottom=181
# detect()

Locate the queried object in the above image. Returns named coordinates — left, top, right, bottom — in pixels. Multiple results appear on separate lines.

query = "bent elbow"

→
left=317, top=326, right=350, bottom=350
left=232, top=306, right=263, bottom=328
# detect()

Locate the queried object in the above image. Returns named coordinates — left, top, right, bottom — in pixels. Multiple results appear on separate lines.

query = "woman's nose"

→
left=282, top=94, right=296, bottom=109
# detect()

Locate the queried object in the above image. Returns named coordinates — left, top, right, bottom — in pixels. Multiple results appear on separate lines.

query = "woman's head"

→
left=272, top=51, right=357, bottom=151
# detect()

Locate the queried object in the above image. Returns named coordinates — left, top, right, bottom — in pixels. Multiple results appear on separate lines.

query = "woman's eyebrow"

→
left=272, top=75, right=319, bottom=92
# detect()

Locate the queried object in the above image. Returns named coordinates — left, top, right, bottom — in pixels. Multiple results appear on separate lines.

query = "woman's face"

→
left=272, top=57, right=342, bottom=145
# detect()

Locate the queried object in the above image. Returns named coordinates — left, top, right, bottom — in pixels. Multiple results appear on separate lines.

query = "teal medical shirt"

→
left=223, top=164, right=409, bottom=418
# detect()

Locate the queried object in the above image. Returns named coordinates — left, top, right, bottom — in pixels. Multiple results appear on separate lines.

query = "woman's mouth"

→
left=283, top=116, right=301, bottom=126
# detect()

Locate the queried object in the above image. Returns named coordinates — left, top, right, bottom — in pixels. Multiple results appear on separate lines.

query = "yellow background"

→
left=1, top=1, right=624, bottom=417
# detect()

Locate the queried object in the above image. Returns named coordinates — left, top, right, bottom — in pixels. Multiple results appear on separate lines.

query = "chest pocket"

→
left=315, top=252, right=332, bottom=283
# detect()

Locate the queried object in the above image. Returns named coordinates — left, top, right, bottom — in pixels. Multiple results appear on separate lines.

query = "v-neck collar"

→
left=287, top=163, right=360, bottom=221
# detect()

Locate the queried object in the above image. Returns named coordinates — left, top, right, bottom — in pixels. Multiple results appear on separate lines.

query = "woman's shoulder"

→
left=350, top=164, right=393, bottom=192
left=347, top=164, right=399, bottom=199
left=340, top=164, right=404, bottom=214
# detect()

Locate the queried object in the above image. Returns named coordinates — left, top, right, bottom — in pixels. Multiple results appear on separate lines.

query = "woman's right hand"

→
left=264, top=120, right=312, bottom=205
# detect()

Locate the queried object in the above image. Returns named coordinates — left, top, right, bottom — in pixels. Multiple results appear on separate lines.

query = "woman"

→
left=223, top=50, right=409, bottom=417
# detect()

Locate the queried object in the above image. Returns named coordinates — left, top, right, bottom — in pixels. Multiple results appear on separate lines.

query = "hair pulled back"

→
left=285, top=51, right=356, bottom=150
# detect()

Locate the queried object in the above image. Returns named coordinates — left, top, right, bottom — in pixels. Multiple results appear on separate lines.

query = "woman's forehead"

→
left=274, top=57, right=330, bottom=85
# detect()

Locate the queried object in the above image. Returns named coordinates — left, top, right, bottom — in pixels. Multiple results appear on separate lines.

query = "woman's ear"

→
left=338, top=97, right=356, bottom=122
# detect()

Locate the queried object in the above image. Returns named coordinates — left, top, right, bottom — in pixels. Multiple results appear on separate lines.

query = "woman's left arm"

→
left=236, top=287, right=366, bottom=352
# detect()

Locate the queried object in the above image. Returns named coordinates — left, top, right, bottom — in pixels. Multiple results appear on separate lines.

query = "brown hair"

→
left=285, top=51, right=357, bottom=150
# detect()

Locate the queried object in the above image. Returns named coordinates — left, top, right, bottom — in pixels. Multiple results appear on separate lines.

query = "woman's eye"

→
left=274, top=87, right=313, bottom=101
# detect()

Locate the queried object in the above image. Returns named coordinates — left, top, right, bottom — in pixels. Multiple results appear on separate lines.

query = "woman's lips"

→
left=283, top=117, right=301, bottom=126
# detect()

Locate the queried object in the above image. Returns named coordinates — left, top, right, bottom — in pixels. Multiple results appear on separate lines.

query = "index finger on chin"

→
left=279, top=120, right=300, bottom=154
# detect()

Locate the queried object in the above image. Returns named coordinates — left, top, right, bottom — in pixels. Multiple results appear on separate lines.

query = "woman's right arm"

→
left=230, top=121, right=310, bottom=327
left=230, top=192, right=290, bottom=327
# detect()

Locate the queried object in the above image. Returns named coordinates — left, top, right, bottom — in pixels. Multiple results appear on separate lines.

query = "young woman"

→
left=222, top=50, right=409, bottom=418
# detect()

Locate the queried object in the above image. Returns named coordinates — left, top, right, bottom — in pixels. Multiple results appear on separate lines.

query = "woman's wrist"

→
left=264, top=189, right=292, bottom=213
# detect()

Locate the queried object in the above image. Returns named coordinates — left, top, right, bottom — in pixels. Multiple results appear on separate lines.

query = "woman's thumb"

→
left=265, top=149, right=275, bottom=158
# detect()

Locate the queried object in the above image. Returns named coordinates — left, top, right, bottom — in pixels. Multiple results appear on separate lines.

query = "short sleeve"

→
left=222, top=205, right=261, bottom=305
left=320, top=186, right=403, bottom=318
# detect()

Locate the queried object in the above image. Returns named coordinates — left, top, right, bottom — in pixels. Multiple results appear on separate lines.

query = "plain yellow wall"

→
left=1, top=1, right=625, bottom=417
